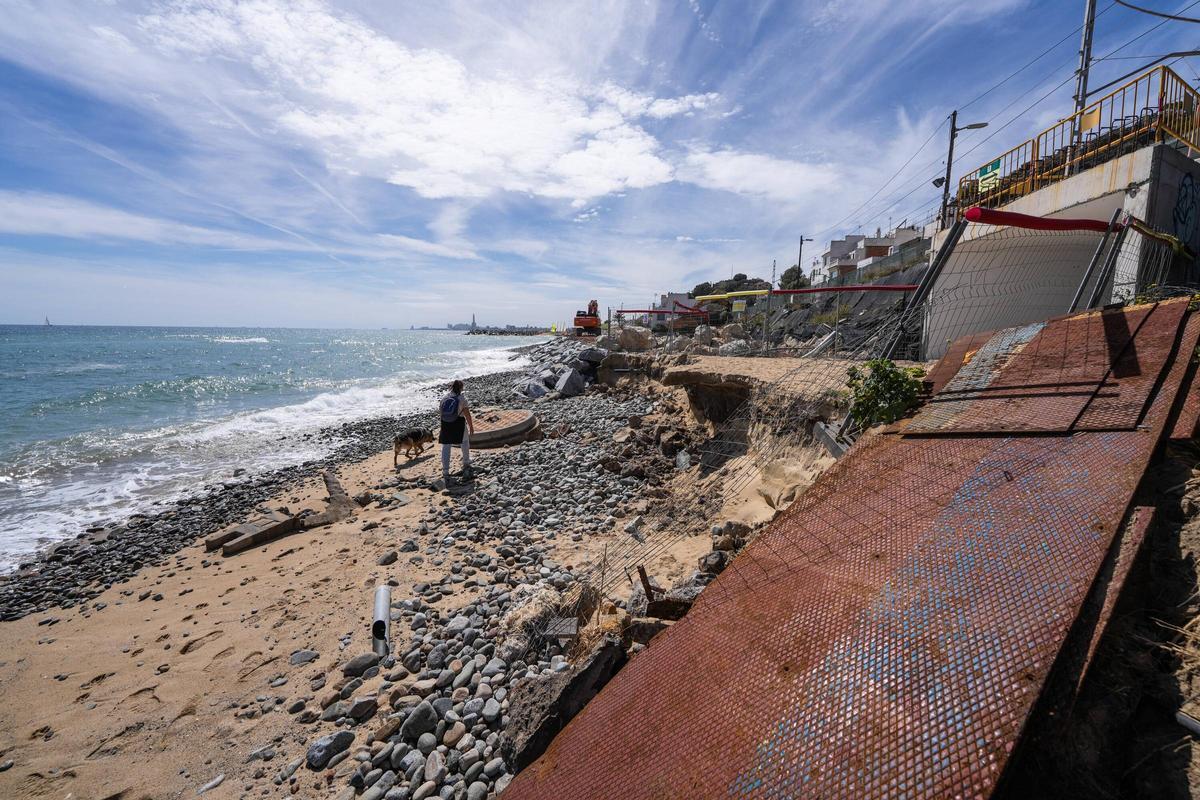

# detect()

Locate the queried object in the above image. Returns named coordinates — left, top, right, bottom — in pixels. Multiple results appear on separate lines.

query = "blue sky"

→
left=2, top=0, right=1199, bottom=327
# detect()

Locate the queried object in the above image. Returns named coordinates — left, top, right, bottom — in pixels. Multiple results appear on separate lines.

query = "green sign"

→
left=978, top=159, right=1001, bottom=191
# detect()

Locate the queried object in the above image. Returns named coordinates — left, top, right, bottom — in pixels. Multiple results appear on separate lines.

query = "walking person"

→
left=438, top=379, right=474, bottom=485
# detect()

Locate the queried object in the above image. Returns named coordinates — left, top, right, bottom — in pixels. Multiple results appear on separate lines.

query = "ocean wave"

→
left=58, top=362, right=124, bottom=373
left=211, top=336, right=270, bottom=344
left=0, top=336, right=538, bottom=571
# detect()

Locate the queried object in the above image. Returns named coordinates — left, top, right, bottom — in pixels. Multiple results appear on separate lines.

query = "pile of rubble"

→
left=511, top=338, right=606, bottom=400
left=599, top=323, right=762, bottom=357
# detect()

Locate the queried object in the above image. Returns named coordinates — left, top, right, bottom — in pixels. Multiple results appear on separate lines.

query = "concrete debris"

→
left=499, top=634, right=626, bottom=773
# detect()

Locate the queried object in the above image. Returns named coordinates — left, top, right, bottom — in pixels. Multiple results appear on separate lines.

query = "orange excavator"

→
left=573, top=299, right=600, bottom=336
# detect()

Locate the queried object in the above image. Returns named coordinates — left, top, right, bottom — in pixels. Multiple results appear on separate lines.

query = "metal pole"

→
left=1073, top=0, right=1097, bottom=119
left=764, top=259, right=776, bottom=352
left=1068, top=208, right=1122, bottom=313
left=1088, top=218, right=1130, bottom=309
left=940, top=111, right=957, bottom=230
left=1069, top=0, right=1098, bottom=177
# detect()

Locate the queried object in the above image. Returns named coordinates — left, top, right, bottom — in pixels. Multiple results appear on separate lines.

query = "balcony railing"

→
left=957, top=65, right=1200, bottom=214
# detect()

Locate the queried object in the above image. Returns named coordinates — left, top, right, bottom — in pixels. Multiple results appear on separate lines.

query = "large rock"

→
left=722, top=322, right=746, bottom=340
left=306, top=731, right=355, bottom=770
left=499, top=634, right=627, bottom=772
left=517, top=379, right=548, bottom=399
left=342, top=652, right=381, bottom=678
left=692, top=324, right=714, bottom=346
left=718, top=339, right=751, bottom=356
left=577, top=347, right=606, bottom=364
left=399, top=700, right=438, bottom=741
left=617, top=326, right=653, bottom=352
left=554, top=368, right=586, bottom=398
left=595, top=334, right=617, bottom=349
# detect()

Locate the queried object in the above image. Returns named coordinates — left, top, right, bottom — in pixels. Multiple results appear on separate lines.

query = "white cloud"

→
left=0, top=190, right=294, bottom=250
left=0, top=190, right=478, bottom=261
left=137, top=0, right=719, bottom=204
left=677, top=148, right=841, bottom=202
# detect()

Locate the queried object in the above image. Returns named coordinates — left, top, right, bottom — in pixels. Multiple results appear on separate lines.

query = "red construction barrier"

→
left=771, top=284, right=918, bottom=294
left=964, top=206, right=1117, bottom=233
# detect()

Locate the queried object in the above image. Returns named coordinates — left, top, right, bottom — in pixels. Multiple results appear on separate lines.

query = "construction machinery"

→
left=572, top=299, right=600, bottom=336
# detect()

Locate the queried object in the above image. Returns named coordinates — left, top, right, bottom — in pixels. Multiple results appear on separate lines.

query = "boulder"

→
left=617, top=326, right=653, bottom=352
left=698, top=550, right=730, bottom=575
left=722, top=322, right=746, bottom=340
left=692, top=324, right=714, bottom=345
left=343, top=652, right=381, bottom=678
left=399, top=700, right=438, bottom=741
left=519, top=380, right=548, bottom=399
left=499, top=634, right=627, bottom=772
left=306, top=731, right=355, bottom=770
left=577, top=347, right=606, bottom=364
left=665, top=338, right=688, bottom=354
left=595, top=334, right=617, bottom=349
left=554, top=368, right=586, bottom=398
left=718, top=339, right=751, bottom=356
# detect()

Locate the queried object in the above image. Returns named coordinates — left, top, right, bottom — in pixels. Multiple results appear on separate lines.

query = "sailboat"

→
left=44, top=316, right=52, bottom=327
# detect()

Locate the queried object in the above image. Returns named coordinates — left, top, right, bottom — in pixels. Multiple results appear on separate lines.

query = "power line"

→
left=809, top=4, right=1115, bottom=243
left=809, top=120, right=947, bottom=243
left=1114, top=0, right=1200, bottom=23
left=860, top=0, right=1200, bottom=235
left=958, top=2, right=1117, bottom=112
left=950, top=0, right=1200, bottom=171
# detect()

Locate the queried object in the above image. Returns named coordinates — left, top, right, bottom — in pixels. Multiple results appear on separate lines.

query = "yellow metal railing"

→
left=957, top=66, right=1200, bottom=214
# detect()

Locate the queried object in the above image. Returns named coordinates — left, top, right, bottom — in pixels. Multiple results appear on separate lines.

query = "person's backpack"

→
left=439, top=393, right=460, bottom=422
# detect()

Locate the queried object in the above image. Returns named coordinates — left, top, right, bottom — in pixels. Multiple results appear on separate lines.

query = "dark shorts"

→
left=439, top=417, right=466, bottom=445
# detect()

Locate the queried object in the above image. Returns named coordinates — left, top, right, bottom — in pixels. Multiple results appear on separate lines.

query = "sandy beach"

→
left=0, top=336, right=829, bottom=800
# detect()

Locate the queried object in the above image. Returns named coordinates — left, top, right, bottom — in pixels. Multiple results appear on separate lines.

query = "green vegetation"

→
left=846, top=358, right=926, bottom=427
left=690, top=273, right=771, bottom=298
left=810, top=303, right=851, bottom=327
left=779, top=264, right=810, bottom=290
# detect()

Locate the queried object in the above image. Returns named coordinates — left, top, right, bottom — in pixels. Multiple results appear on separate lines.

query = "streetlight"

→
left=935, top=110, right=988, bottom=228
left=796, top=235, right=814, bottom=286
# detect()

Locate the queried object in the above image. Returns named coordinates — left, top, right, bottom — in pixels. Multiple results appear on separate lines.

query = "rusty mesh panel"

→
left=506, top=431, right=1155, bottom=800
left=1073, top=505, right=1155, bottom=700
left=906, top=302, right=1182, bottom=435
left=1168, top=317, right=1200, bottom=441
left=1073, top=299, right=1191, bottom=430
left=504, top=307, right=1195, bottom=800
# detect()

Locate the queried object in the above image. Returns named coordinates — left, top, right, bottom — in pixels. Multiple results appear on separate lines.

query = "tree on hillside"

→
left=779, top=264, right=811, bottom=290
left=690, top=282, right=714, bottom=298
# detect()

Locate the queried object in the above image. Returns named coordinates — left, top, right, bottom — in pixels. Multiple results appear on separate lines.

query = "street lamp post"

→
left=936, top=110, right=988, bottom=228
left=796, top=235, right=814, bottom=286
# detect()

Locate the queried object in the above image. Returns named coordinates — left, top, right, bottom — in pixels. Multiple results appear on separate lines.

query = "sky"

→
left=2, top=0, right=1200, bottom=328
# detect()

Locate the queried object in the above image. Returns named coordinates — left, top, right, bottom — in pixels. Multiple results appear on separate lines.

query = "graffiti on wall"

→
left=1173, top=172, right=1199, bottom=244
left=1172, top=172, right=1200, bottom=285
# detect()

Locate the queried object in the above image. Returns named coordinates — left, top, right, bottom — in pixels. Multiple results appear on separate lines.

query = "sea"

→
left=0, top=325, right=539, bottom=572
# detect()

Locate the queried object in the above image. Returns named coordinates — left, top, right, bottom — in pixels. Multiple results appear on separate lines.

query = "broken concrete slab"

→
left=205, top=510, right=295, bottom=552
left=499, top=634, right=626, bottom=773
left=215, top=511, right=298, bottom=556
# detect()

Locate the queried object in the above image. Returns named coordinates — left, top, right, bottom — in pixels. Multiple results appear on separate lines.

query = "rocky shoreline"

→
left=0, top=337, right=610, bottom=622
left=0, top=332, right=759, bottom=800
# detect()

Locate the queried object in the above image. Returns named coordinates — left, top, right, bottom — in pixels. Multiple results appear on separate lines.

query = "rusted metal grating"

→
left=1073, top=505, right=1155, bottom=701
left=1074, top=300, right=1192, bottom=430
left=1168, top=317, right=1200, bottom=442
left=505, top=307, right=1195, bottom=800
left=906, top=302, right=1184, bottom=435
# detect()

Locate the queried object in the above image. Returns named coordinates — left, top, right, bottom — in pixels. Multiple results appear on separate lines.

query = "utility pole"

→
left=937, top=111, right=988, bottom=228
left=1073, top=0, right=1097, bottom=119
left=796, top=235, right=814, bottom=287
left=1070, top=0, right=1098, bottom=177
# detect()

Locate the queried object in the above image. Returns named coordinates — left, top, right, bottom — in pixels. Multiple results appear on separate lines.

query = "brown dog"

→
left=393, top=428, right=434, bottom=465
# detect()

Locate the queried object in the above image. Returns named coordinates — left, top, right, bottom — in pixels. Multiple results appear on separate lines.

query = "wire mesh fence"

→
left=525, top=208, right=1197, bottom=660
